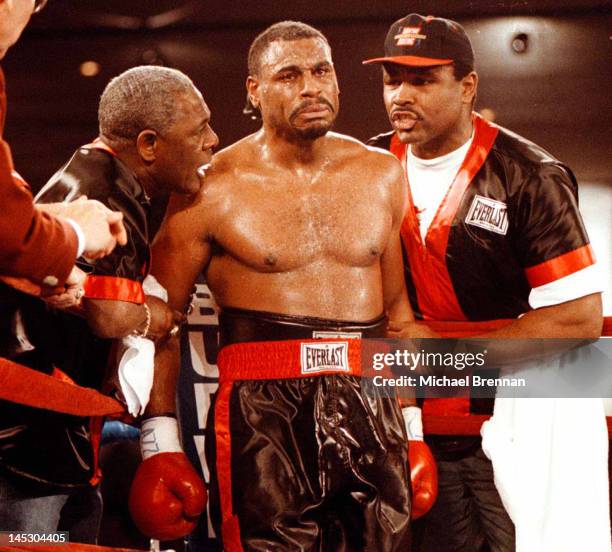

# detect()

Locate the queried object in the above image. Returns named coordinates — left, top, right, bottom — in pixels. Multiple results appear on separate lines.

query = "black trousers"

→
left=416, top=446, right=515, bottom=552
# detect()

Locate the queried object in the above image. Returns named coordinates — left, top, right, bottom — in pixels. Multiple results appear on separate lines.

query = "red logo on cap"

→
left=394, top=26, right=426, bottom=47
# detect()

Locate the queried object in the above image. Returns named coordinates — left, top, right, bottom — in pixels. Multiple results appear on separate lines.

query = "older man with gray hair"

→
left=0, top=65, right=218, bottom=543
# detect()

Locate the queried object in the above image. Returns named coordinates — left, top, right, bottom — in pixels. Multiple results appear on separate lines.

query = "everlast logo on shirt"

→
left=466, top=195, right=509, bottom=235
left=300, top=342, right=350, bottom=374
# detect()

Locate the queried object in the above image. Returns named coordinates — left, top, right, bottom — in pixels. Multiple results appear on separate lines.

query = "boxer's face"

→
left=249, top=37, right=340, bottom=141
left=382, top=64, right=475, bottom=156
left=0, top=0, right=36, bottom=59
left=154, top=89, right=218, bottom=195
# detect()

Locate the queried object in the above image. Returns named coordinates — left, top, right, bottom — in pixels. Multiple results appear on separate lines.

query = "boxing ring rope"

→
left=0, top=544, right=143, bottom=551
left=421, top=316, right=612, bottom=435
left=0, top=316, right=610, bottom=423
left=0, top=358, right=124, bottom=416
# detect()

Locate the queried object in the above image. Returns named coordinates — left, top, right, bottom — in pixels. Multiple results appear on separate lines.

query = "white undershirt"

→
left=405, top=135, right=602, bottom=309
left=407, top=136, right=473, bottom=241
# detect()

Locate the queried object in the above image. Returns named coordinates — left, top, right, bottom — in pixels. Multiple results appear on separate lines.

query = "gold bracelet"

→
left=132, top=302, right=151, bottom=338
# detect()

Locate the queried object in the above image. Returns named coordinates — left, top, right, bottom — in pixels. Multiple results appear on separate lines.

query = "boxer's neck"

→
left=257, top=127, right=329, bottom=169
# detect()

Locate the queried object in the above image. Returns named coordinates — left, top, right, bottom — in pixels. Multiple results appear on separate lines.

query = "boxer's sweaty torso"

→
left=185, top=132, right=404, bottom=321
left=151, top=94, right=412, bottom=552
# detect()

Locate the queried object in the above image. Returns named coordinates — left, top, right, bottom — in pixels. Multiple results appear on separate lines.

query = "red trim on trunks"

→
left=214, top=381, right=245, bottom=552
left=217, top=339, right=363, bottom=382
left=423, top=398, right=471, bottom=418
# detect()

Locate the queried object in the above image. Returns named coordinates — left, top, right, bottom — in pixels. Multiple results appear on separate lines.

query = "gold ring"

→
left=169, top=325, right=180, bottom=337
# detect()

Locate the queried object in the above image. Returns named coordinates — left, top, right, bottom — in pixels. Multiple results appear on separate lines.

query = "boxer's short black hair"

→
left=248, top=21, right=329, bottom=76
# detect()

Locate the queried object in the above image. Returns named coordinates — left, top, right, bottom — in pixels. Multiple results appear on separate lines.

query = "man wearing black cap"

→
left=364, top=13, right=606, bottom=552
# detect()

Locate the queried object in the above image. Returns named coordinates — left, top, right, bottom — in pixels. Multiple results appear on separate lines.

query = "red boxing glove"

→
left=402, top=406, right=438, bottom=519
left=408, top=440, right=438, bottom=519
left=129, top=451, right=207, bottom=540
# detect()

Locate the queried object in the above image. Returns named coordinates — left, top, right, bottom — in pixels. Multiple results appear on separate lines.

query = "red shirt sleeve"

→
left=0, top=68, right=77, bottom=287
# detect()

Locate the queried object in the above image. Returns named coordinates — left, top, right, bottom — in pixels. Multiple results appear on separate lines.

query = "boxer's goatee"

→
left=295, top=124, right=331, bottom=140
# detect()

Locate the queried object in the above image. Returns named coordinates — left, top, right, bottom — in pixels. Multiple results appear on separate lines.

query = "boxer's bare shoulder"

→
left=324, top=132, right=406, bottom=210
left=194, top=135, right=263, bottom=200
left=165, top=138, right=252, bottom=238
left=327, top=132, right=404, bottom=177
left=208, top=136, right=257, bottom=176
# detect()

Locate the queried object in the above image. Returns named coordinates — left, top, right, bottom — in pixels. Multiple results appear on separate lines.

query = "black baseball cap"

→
left=363, top=14, right=474, bottom=68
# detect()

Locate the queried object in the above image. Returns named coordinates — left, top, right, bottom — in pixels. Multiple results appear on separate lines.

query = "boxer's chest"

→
left=214, top=174, right=392, bottom=271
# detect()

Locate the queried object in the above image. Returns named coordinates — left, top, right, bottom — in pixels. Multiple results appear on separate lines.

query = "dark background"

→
left=3, top=0, right=611, bottom=190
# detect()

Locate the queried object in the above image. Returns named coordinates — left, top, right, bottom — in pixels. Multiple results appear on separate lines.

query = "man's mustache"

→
left=390, top=107, right=421, bottom=120
left=290, top=98, right=335, bottom=119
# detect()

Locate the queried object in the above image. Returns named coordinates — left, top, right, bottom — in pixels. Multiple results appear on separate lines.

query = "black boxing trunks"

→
left=205, top=308, right=411, bottom=552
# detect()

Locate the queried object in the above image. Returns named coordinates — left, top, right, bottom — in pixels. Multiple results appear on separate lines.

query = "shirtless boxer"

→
left=128, top=21, right=436, bottom=551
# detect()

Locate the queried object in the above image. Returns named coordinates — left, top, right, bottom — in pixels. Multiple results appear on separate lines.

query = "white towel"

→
left=482, top=393, right=610, bottom=552
left=116, top=275, right=168, bottom=417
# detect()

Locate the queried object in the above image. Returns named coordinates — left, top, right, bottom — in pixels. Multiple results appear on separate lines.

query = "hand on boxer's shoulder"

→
left=63, top=196, right=128, bottom=258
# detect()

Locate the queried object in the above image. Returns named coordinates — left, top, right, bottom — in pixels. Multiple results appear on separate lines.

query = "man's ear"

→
left=461, top=71, right=478, bottom=105
left=246, top=75, right=260, bottom=109
left=136, top=129, right=158, bottom=163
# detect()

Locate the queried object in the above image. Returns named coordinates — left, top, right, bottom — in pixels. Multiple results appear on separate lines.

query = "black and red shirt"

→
left=368, top=114, right=596, bottom=322
left=0, top=144, right=150, bottom=489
